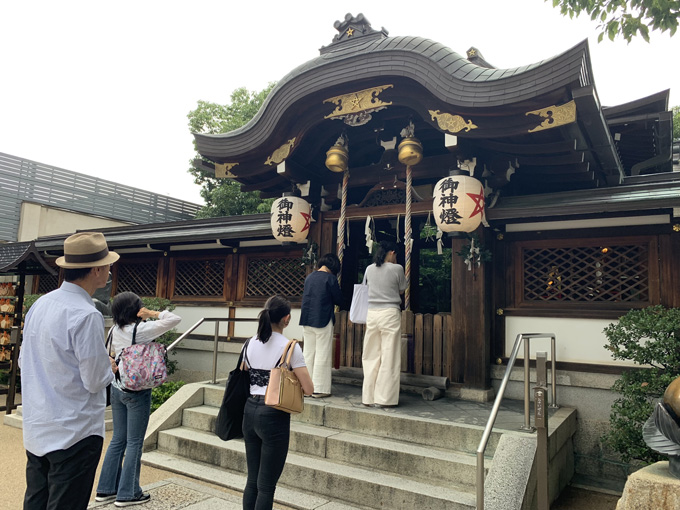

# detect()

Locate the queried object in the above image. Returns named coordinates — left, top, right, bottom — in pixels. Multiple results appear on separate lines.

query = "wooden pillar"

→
left=450, top=229, right=492, bottom=389
left=319, top=213, right=335, bottom=260
left=660, top=229, right=680, bottom=308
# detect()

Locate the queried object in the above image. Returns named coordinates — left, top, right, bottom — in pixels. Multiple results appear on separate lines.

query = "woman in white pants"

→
left=299, top=253, right=343, bottom=398
left=361, top=241, right=406, bottom=407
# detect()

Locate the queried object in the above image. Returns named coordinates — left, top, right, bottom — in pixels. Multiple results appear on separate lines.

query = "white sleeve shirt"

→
left=20, top=281, right=114, bottom=457
left=111, top=310, right=182, bottom=357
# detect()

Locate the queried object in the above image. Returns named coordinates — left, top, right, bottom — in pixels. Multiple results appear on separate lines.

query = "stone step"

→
left=182, top=405, right=485, bottom=488
left=154, top=427, right=476, bottom=510
left=3, top=405, right=114, bottom=430
left=142, top=450, right=371, bottom=510
left=201, top=385, right=501, bottom=455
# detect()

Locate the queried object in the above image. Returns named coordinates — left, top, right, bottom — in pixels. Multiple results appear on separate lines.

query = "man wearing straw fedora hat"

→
left=20, top=232, right=120, bottom=510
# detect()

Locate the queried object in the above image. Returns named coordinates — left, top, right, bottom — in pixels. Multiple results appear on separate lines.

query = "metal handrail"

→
left=475, top=333, right=557, bottom=510
left=166, top=317, right=258, bottom=384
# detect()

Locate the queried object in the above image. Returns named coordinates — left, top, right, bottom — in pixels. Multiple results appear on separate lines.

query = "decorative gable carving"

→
left=321, top=13, right=388, bottom=53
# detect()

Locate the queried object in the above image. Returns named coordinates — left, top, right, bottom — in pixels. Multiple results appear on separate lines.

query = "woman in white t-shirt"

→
left=242, top=295, right=313, bottom=510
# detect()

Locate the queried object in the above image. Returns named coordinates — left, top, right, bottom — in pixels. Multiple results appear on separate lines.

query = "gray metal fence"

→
left=0, top=152, right=201, bottom=242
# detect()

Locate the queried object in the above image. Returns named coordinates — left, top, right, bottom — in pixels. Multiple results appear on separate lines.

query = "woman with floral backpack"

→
left=95, top=292, right=181, bottom=507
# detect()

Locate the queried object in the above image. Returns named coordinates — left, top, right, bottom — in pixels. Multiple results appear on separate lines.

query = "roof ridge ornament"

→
left=324, top=13, right=388, bottom=50
left=466, top=47, right=495, bottom=69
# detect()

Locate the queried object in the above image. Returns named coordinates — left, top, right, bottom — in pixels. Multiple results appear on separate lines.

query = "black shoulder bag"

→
left=215, top=339, right=251, bottom=441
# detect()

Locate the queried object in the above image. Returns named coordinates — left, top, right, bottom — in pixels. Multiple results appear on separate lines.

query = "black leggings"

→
left=242, top=396, right=291, bottom=510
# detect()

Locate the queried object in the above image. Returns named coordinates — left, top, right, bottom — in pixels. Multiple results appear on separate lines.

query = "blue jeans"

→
left=242, top=396, right=291, bottom=510
left=96, top=386, right=152, bottom=501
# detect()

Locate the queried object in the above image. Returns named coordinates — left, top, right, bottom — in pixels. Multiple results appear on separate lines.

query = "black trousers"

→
left=24, top=435, right=103, bottom=510
left=242, top=396, right=291, bottom=510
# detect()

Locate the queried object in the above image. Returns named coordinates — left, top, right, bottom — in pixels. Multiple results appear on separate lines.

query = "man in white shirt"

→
left=20, top=232, right=119, bottom=510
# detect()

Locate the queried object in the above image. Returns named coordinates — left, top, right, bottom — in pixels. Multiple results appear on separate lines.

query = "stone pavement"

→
left=88, top=478, right=244, bottom=510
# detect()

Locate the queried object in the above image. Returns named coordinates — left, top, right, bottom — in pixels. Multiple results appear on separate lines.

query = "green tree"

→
left=188, top=84, right=277, bottom=218
left=673, top=105, right=679, bottom=140
left=549, top=0, right=679, bottom=42
left=601, top=305, right=680, bottom=463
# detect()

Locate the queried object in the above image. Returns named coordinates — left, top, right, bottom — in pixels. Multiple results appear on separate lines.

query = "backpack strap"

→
left=131, top=322, right=139, bottom=345
left=105, top=328, right=114, bottom=357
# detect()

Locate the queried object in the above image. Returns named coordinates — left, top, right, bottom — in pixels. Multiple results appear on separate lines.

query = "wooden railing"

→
left=334, top=310, right=454, bottom=379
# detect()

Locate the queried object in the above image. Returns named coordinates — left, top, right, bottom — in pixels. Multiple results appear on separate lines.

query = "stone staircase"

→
left=142, top=382, right=576, bottom=510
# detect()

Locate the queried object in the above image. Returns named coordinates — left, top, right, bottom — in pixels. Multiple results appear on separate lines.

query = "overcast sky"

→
left=1, top=1, right=677, bottom=205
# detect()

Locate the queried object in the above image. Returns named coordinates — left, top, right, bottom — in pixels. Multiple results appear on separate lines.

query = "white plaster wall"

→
left=18, top=202, right=132, bottom=241
left=172, top=305, right=304, bottom=341
left=504, top=316, right=635, bottom=366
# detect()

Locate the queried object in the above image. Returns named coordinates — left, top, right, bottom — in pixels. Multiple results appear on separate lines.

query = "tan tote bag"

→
left=264, top=339, right=304, bottom=414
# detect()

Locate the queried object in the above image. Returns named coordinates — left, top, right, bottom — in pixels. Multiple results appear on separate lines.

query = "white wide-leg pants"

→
left=302, top=319, right=334, bottom=395
left=361, top=307, right=401, bottom=406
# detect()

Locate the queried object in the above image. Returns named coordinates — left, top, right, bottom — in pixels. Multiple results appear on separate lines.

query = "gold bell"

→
left=398, top=137, right=423, bottom=166
left=325, top=144, right=349, bottom=173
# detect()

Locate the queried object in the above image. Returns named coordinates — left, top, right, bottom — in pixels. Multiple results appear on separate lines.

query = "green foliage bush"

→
left=151, top=380, right=185, bottom=414
left=602, top=305, right=680, bottom=463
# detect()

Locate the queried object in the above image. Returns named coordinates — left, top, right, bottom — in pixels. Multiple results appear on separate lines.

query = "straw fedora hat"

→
left=55, top=232, right=120, bottom=268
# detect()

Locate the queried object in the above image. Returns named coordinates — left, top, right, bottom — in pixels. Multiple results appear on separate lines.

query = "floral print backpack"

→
left=115, top=322, right=168, bottom=391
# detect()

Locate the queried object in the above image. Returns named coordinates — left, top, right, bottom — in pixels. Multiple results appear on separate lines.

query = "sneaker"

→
left=312, top=393, right=331, bottom=398
left=95, top=493, right=116, bottom=503
left=114, top=493, right=150, bottom=507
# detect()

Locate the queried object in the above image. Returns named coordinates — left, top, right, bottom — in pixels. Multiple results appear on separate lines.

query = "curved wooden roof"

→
left=192, top=14, right=670, bottom=203
left=195, top=34, right=591, bottom=159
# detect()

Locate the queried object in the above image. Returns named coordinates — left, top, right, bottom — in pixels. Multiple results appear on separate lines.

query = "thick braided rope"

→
left=337, top=168, right=349, bottom=286
left=405, top=164, right=412, bottom=310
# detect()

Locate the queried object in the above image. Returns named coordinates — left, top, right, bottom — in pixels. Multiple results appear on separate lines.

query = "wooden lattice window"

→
left=515, top=236, right=658, bottom=309
left=244, top=257, right=305, bottom=298
left=36, top=272, right=59, bottom=294
left=172, top=258, right=225, bottom=298
left=116, top=260, right=159, bottom=297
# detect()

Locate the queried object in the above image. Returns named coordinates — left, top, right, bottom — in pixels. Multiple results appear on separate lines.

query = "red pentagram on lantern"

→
left=300, top=212, right=311, bottom=232
left=466, top=187, right=485, bottom=218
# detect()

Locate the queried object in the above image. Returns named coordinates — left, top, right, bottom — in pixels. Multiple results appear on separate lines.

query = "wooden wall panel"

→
left=433, top=314, right=443, bottom=377
left=423, top=314, right=433, bottom=376
left=414, top=314, right=423, bottom=375
left=353, top=322, right=364, bottom=367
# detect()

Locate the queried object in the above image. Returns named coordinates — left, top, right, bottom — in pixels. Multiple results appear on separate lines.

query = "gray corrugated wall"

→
left=0, top=152, right=201, bottom=242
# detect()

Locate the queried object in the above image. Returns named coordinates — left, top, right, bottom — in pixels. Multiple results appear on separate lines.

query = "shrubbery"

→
left=602, top=305, right=680, bottom=463
left=151, top=380, right=186, bottom=413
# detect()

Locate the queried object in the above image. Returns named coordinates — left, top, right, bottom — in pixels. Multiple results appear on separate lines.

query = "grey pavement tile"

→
left=88, top=478, right=242, bottom=510
left=183, top=498, right=240, bottom=510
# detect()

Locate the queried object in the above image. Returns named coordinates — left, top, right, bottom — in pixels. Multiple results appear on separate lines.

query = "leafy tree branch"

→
left=549, top=0, right=679, bottom=42
left=187, top=83, right=277, bottom=217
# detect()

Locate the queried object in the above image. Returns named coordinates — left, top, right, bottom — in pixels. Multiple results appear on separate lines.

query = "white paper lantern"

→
left=270, top=195, right=311, bottom=243
left=432, top=173, right=485, bottom=233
